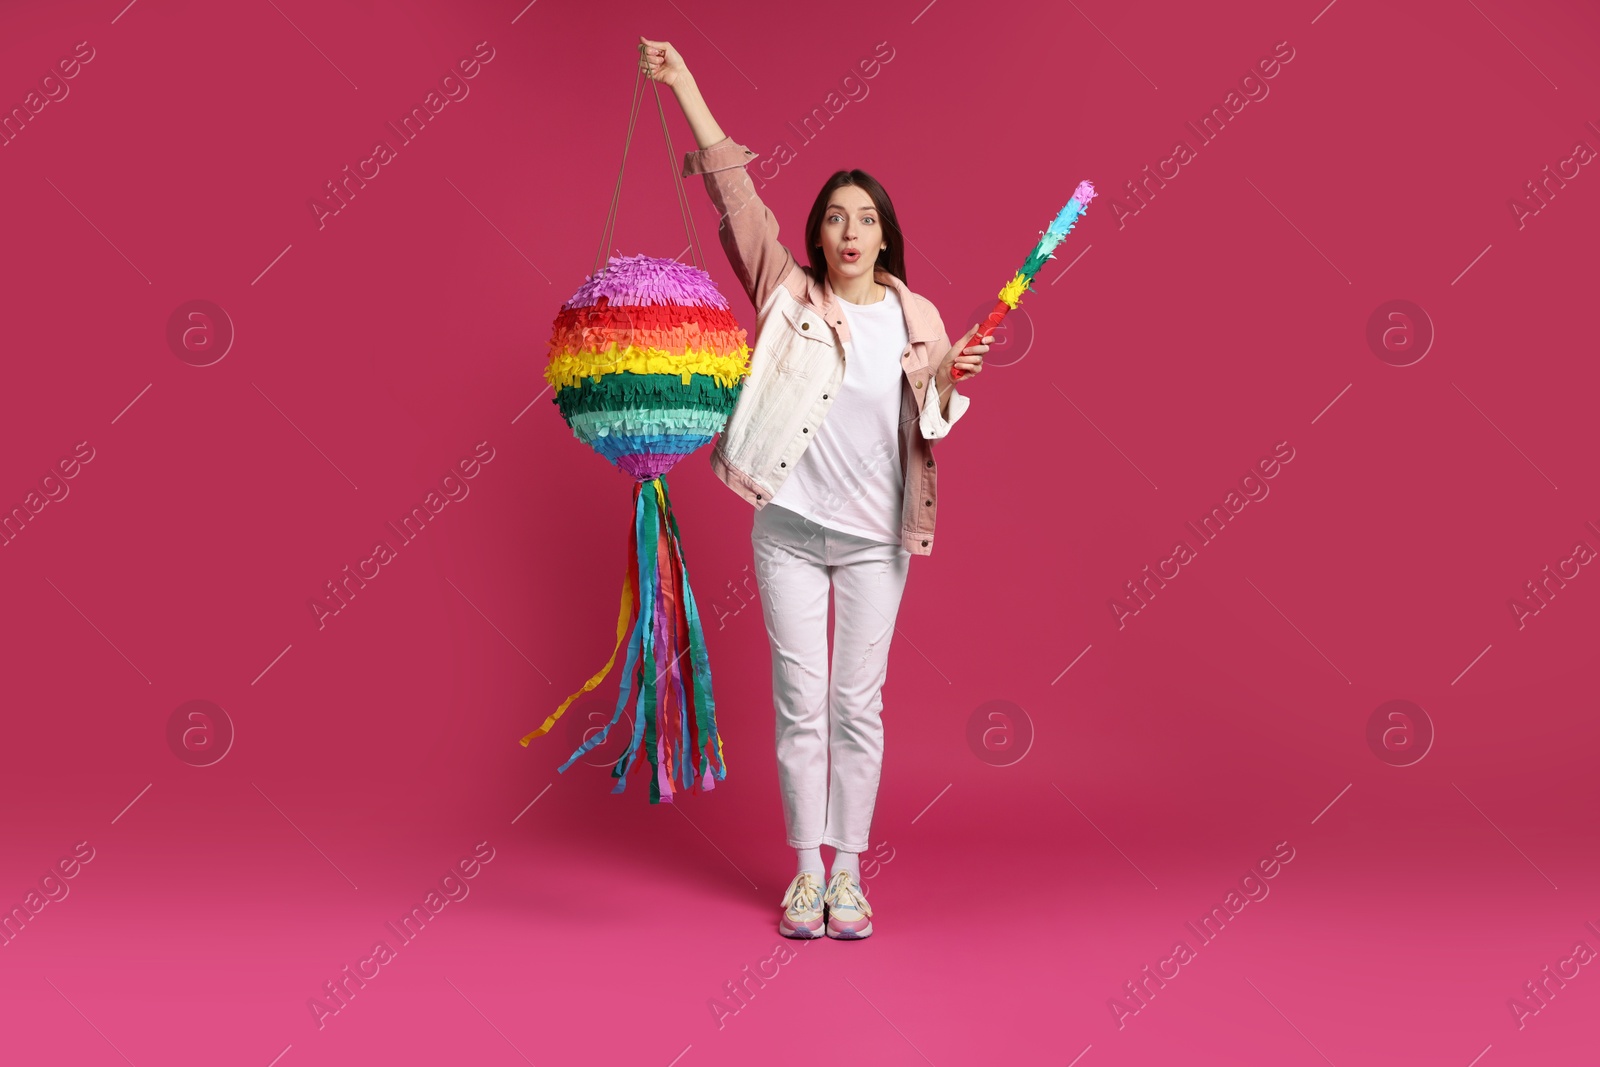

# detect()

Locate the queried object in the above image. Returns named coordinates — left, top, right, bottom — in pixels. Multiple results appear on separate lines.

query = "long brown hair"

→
left=803, top=170, right=908, bottom=287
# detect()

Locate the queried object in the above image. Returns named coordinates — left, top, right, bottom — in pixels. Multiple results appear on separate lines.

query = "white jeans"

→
left=751, top=502, right=911, bottom=853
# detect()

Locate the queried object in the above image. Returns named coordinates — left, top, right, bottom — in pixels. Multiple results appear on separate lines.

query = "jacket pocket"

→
left=778, top=306, right=831, bottom=376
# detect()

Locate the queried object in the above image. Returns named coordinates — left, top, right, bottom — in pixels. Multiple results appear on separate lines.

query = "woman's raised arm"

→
left=640, top=36, right=798, bottom=312
left=639, top=37, right=723, bottom=149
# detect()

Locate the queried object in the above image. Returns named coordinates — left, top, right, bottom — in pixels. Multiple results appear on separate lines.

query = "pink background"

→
left=2, top=0, right=1597, bottom=1063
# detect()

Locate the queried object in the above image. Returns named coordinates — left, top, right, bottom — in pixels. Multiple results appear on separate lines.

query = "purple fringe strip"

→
left=565, top=254, right=731, bottom=312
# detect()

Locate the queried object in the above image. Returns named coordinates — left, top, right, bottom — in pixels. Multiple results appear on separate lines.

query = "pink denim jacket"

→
left=681, top=135, right=971, bottom=556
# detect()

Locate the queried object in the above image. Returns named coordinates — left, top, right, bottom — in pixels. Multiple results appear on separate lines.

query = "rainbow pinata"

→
left=545, top=253, right=751, bottom=480
left=521, top=253, right=750, bottom=805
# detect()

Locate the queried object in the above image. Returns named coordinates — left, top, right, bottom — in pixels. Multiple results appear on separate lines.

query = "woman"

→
left=641, top=36, right=988, bottom=940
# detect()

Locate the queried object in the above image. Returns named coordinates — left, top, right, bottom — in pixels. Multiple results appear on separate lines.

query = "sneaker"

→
left=823, top=870, right=873, bottom=939
left=778, top=871, right=825, bottom=938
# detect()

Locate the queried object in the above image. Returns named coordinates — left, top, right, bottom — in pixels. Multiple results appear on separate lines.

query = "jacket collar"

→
left=805, top=265, right=938, bottom=344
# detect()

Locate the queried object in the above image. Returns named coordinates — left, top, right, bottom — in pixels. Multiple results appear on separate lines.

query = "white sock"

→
left=830, top=849, right=861, bottom=882
left=796, top=847, right=824, bottom=881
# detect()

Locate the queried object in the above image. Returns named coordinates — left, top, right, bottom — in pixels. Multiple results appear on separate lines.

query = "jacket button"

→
left=755, top=494, right=762, bottom=500
left=801, top=322, right=810, bottom=330
left=924, top=499, right=932, bottom=507
left=916, top=379, right=925, bottom=389
left=925, top=459, right=934, bottom=468
left=921, top=540, right=929, bottom=547
left=822, top=394, right=828, bottom=399
left=802, top=427, right=808, bottom=433
left=780, top=462, right=786, bottom=467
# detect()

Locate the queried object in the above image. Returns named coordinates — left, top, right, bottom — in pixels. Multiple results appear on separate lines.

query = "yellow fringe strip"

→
left=998, top=271, right=1032, bottom=309
left=545, top=345, right=753, bottom=391
left=520, top=557, right=635, bottom=746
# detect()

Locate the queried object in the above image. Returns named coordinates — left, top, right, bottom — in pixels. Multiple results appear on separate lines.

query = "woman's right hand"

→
left=639, top=37, right=689, bottom=88
left=937, top=324, right=991, bottom=390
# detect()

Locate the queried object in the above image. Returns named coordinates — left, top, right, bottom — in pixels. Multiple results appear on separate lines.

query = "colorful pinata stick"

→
left=952, top=180, right=1097, bottom=381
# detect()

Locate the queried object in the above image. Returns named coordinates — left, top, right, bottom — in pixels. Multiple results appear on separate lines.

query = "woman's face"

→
left=817, top=184, right=886, bottom=282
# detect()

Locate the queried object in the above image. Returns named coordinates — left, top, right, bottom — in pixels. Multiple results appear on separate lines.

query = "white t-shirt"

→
left=769, top=285, right=907, bottom=544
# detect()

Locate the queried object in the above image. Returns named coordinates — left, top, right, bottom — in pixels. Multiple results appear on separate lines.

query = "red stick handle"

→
left=951, top=299, right=1010, bottom=381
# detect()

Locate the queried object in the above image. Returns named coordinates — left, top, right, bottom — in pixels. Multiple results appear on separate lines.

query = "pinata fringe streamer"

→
left=552, top=372, right=741, bottom=418
left=998, top=271, right=1032, bottom=309
left=544, top=347, right=752, bottom=390
left=519, top=475, right=726, bottom=803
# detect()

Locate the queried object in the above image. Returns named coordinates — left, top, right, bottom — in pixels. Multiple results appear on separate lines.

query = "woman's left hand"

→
left=936, top=323, right=989, bottom=392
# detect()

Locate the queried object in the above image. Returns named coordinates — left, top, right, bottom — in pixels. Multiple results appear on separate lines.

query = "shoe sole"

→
left=825, top=919, right=873, bottom=939
left=779, top=917, right=825, bottom=938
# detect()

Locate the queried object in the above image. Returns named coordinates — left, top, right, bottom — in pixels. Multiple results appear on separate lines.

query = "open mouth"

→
left=841, top=249, right=860, bottom=262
